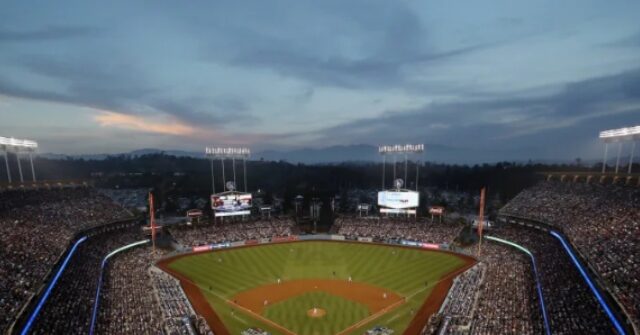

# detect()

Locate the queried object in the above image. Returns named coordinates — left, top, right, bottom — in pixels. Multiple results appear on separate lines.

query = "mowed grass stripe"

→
left=263, top=292, right=370, bottom=335
left=361, top=253, right=460, bottom=294
left=167, top=241, right=468, bottom=334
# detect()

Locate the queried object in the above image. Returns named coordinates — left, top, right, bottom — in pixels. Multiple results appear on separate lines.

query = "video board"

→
left=211, top=192, right=252, bottom=217
left=377, top=191, right=419, bottom=209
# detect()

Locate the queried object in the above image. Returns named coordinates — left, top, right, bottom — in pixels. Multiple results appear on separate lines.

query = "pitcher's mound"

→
left=307, top=308, right=326, bottom=318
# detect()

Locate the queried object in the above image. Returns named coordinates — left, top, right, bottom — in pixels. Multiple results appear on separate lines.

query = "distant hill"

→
left=39, top=144, right=594, bottom=165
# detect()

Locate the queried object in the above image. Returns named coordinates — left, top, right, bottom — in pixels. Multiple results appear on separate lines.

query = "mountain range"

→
left=38, top=144, right=605, bottom=165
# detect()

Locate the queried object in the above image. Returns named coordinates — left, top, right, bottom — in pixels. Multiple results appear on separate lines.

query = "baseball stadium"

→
left=2, top=2, right=640, bottom=335
left=1, top=137, right=639, bottom=335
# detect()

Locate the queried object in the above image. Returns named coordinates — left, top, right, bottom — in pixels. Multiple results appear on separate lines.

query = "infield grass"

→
left=167, top=241, right=468, bottom=334
left=264, top=291, right=369, bottom=334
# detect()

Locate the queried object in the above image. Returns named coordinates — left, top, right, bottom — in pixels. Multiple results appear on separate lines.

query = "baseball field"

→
left=158, top=241, right=475, bottom=335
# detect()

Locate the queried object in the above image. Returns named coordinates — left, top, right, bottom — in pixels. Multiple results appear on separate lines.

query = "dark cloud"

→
left=0, top=25, right=100, bottom=43
left=0, top=55, right=257, bottom=127
left=310, top=68, right=640, bottom=159
left=604, top=30, right=640, bottom=48
left=196, top=1, right=495, bottom=91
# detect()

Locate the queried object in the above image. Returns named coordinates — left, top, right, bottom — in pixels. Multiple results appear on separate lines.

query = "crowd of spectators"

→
left=0, top=187, right=132, bottom=334
left=98, top=188, right=148, bottom=211
left=468, top=241, right=541, bottom=335
left=425, top=240, right=541, bottom=335
left=424, top=264, right=485, bottom=334
left=500, top=181, right=640, bottom=328
left=427, top=221, right=619, bottom=334
left=29, top=227, right=141, bottom=334
left=169, top=218, right=295, bottom=246
left=150, top=268, right=213, bottom=335
left=335, top=216, right=463, bottom=244
left=96, top=246, right=164, bottom=335
left=491, top=225, right=616, bottom=334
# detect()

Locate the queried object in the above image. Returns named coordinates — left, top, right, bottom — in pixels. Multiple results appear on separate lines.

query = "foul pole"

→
left=149, top=192, right=156, bottom=253
left=477, top=187, right=486, bottom=257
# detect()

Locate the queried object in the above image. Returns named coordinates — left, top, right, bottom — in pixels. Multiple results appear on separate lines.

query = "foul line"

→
left=163, top=261, right=471, bottom=335
left=336, top=298, right=405, bottom=335
left=226, top=300, right=297, bottom=335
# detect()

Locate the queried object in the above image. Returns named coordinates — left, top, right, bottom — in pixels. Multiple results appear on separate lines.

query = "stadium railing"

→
left=9, top=217, right=141, bottom=335
left=484, top=235, right=551, bottom=335
left=497, top=214, right=637, bottom=335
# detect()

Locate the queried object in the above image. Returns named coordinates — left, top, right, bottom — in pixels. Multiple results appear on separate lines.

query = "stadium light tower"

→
left=599, top=126, right=640, bottom=174
left=0, top=136, right=38, bottom=183
left=205, top=147, right=251, bottom=194
left=378, top=144, right=424, bottom=191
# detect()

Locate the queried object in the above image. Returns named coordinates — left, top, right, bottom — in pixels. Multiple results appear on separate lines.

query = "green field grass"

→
left=264, top=291, right=369, bottom=334
left=167, top=241, right=468, bottom=335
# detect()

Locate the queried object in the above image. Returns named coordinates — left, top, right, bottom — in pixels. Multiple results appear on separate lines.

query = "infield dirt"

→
left=232, top=279, right=403, bottom=314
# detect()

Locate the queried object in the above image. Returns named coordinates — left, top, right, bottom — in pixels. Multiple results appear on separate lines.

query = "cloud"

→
left=92, top=109, right=298, bottom=148
left=196, top=1, right=496, bottom=91
left=0, top=25, right=100, bottom=43
left=1, top=55, right=258, bottom=128
left=94, top=111, right=194, bottom=136
left=306, top=68, right=640, bottom=155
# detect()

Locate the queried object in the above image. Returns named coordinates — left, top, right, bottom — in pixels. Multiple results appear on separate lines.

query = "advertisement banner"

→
left=331, top=235, right=346, bottom=241
left=271, top=236, right=298, bottom=243
left=186, top=209, right=203, bottom=217
left=211, top=192, right=252, bottom=216
left=378, top=191, right=419, bottom=209
left=429, top=206, right=444, bottom=215
left=215, top=210, right=251, bottom=217
left=420, top=243, right=440, bottom=249
left=357, top=237, right=373, bottom=243
left=230, top=241, right=245, bottom=247
left=192, top=245, right=212, bottom=252
left=380, top=208, right=417, bottom=215
left=401, top=240, right=420, bottom=247
left=244, top=240, right=258, bottom=245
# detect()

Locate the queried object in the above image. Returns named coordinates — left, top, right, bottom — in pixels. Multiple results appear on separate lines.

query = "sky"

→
left=1, top=0, right=639, bottom=161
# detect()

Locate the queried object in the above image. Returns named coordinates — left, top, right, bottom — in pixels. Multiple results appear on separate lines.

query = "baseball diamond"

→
left=157, top=241, right=475, bottom=335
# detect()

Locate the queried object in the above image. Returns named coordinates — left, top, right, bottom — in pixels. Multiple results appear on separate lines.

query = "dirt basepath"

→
left=233, top=279, right=403, bottom=314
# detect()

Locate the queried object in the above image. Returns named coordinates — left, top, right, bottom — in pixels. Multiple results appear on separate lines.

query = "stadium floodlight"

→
left=0, top=136, right=38, bottom=150
left=1, top=136, right=38, bottom=183
left=599, top=126, right=640, bottom=140
left=379, top=144, right=424, bottom=193
left=205, top=146, right=251, bottom=195
left=598, top=126, right=639, bottom=174
left=205, top=146, right=250, bottom=157
left=378, top=144, right=424, bottom=154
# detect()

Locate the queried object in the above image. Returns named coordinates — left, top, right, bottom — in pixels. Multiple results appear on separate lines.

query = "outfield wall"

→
left=180, top=234, right=464, bottom=258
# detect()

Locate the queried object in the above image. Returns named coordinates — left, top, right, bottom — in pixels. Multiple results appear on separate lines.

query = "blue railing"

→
left=485, top=235, right=551, bottom=335
left=550, top=231, right=626, bottom=335
left=88, top=239, right=150, bottom=335
left=20, top=236, right=88, bottom=335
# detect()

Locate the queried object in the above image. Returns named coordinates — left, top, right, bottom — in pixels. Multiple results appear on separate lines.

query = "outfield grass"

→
left=167, top=241, right=468, bottom=334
